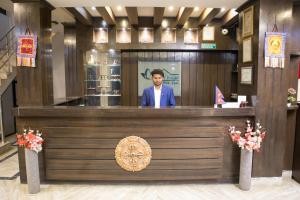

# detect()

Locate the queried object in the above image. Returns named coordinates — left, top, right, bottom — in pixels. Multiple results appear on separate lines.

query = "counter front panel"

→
left=14, top=107, right=255, bottom=182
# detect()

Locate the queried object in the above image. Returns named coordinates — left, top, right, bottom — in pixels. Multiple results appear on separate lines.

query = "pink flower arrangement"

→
left=16, top=129, right=44, bottom=153
left=228, top=120, right=266, bottom=152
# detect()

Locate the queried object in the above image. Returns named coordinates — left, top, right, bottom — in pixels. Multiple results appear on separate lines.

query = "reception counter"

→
left=14, top=106, right=255, bottom=183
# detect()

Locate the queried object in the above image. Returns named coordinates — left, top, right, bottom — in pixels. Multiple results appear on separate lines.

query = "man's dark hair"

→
left=151, top=69, right=164, bottom=77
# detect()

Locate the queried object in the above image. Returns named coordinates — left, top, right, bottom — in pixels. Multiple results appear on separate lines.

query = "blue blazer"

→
left=141, top=84, right=176, bottom=107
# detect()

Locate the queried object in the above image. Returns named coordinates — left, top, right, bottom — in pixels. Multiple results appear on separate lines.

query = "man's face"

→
left=152, top=74, right=164, bottom=87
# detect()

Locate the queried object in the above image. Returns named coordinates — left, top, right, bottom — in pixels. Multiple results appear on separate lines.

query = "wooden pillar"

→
left=238, top=0, right=293, bottom=177
left=13, top=0, right=54, bottom=106
left=75, top=20, right=93, bottom=97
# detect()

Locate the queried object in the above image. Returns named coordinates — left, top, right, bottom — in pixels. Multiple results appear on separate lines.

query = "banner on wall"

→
left=264, top=32, right=286, bottom=68
left=17, top=34, right=37, bottom=67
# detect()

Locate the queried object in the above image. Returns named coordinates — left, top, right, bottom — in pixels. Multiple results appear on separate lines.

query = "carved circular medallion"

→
left=115, top=136, right=152, bottom=172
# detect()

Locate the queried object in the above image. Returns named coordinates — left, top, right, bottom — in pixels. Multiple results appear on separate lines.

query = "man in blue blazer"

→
left=141, top=69, right=176, bottom=108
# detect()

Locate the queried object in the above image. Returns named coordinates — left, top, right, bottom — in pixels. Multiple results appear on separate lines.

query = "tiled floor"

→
left=0, top=146, right=300, bottom=200
left=0, top=176, right=300, bottom=200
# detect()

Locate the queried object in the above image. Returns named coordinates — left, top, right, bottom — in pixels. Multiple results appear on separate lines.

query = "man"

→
left=141, top=69, right=176, bottom=108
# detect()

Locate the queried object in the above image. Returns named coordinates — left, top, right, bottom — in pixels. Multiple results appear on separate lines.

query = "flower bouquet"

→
left=228, top=120, right=266, bottom=152
left=228, top=120, right=267, bottom=191
left=287, top=88, right=297, bottom=106
left=16, top=129, right=44, bottom=194
left=16, top=129, right=44, bottom=153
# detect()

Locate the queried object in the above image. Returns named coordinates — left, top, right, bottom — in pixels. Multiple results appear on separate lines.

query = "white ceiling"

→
left=52, top=8, right=75, bottom=23
left=46, top=0, right=246, bottom=8
left=81, top=6, right=229, bottom=18
left=85, top=7, right=101, bottom=17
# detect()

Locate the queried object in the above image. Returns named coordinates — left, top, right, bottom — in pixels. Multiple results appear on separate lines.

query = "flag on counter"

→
left=215, top=85, right=225, bottom=105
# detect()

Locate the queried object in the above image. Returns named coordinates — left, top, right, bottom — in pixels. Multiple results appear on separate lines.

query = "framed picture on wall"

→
left=202, top=26, right=215, bottom=41
left=242, top=6, right=254, bottom=38
left=243, top=37, right=252, bottom=63
left=241, top=66, right=253, bottom=84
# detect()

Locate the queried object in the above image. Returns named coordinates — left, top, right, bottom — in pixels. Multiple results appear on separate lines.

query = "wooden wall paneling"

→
left=217, top=54, right=226, bottom=102
left=289, top=57, right=299, bottom=89
left=121, top=52, right=130, bottom=105
left=76, top=21, right=93, bottom=97
left=285, top=109, right=298, bottom=170
left=196, top=52, right=204, bottom=105
left=15, top=108, right=254, bottom=182
left=47, top=159, right=223, bottom=170
left=130, top=52, right=138, bottom=105
left=159, top=51, right=168, bottom=61
left=121, top=50, right=237, bottom=106
left=137, top=51, right=145, bottom=105
left=252, top=0, right=293, bottom=177
left=174, top=52, right=182, bottom=105
left=210, top=53, right=219, bottom=104
left=189, top=52, right=197, bottom=105
left=14, top=2, right=54, bottom=106
left=181, top=52, right=190, bottom=105
left=202, top=52, right=211, bottom=105
left=224, top=53, right=233, bottom=101
left=64, top=26, right=78, bottom=97
left=291, top=5, right=300, bottom=54
left=293, top=104, right=300, bottom=182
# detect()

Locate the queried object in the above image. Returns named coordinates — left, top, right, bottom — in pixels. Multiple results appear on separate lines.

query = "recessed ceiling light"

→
left=121, top=19, right=128, bottom=28
left=168, top=6, right=174, bottom=11
left=162, top=19, right=168, bottom=28
left=102, top=20, right=107, bottom=27
left=92, top=7, right=96, bottom=11
left=221, top=8, right=226, bottom=12
left=117, top=6, right=122, bottom=11
left=194, top=7, right=199, bottom=12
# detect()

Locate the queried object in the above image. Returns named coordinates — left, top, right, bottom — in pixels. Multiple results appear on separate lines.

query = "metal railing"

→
left=0, top=26, right=16, bottom=145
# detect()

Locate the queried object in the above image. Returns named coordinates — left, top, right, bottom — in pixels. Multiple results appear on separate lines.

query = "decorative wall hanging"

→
left=115, top=136, right=152, bottom=172
left=17, top=28, right=37, bottom=67
left=264, top=32, right=286, bottom=68
left=242, top=6, right=254, bottom=38
left=243, top=37, right=252, bottom=63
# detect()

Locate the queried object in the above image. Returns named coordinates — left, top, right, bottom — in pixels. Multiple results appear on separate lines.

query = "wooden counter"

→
left=14, top=106, right=255, bottom=183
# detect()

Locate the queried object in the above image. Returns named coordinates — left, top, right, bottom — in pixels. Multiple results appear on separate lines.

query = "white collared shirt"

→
left=154, top=85, right=162, bottom=108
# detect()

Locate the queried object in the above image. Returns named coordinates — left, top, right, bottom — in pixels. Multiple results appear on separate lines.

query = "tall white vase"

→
left=239, top=148, right=253, bottom=191
left=25, top=149, right=40, bottom=194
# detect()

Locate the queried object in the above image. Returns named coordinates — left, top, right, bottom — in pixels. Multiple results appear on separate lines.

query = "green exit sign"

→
left=201, top=43, right=217, bottom=49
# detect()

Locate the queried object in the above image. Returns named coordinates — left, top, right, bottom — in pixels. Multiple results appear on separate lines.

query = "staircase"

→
left=0, top=26, right=16, bottom=154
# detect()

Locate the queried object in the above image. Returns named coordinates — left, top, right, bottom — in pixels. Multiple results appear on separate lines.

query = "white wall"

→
left=0, top=0, right=13, bottom=39
left=52, top=23, right=66, bottom=100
